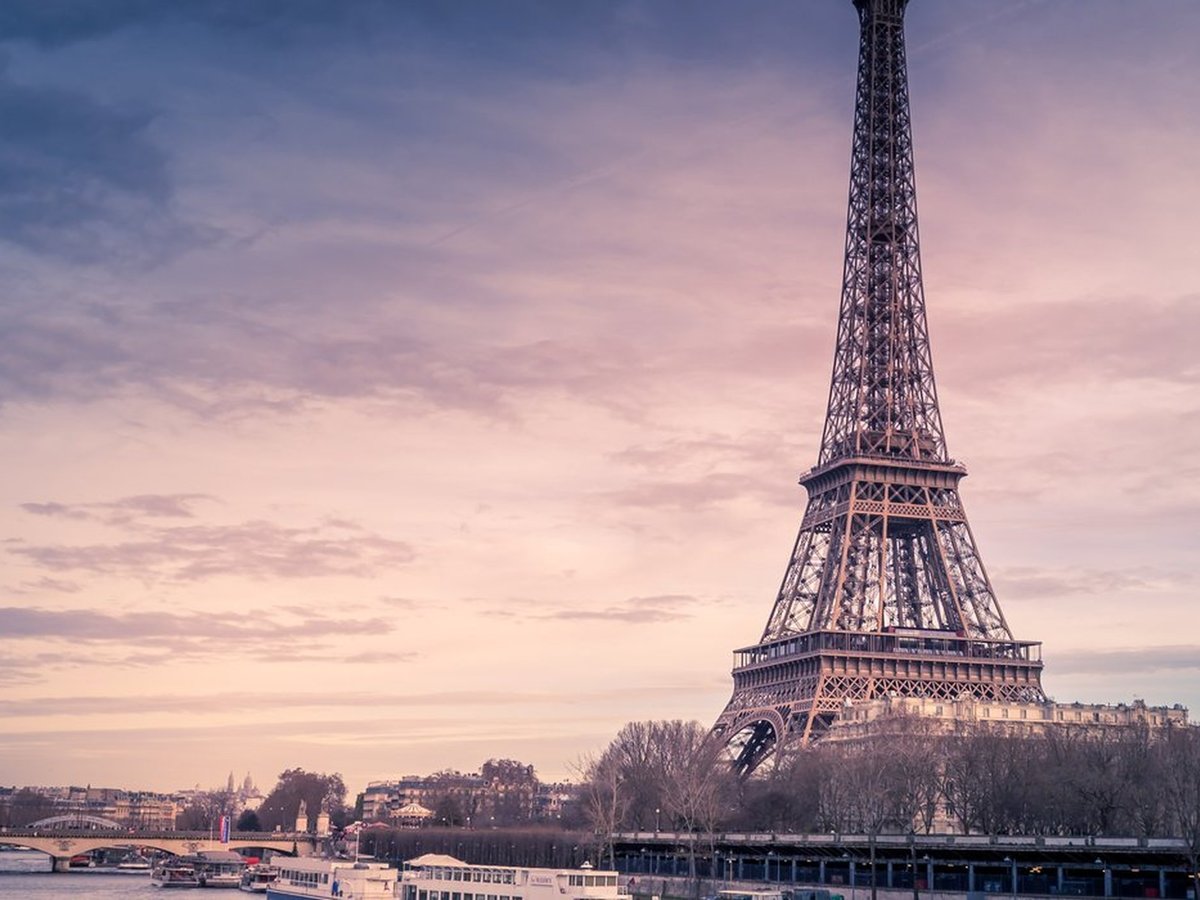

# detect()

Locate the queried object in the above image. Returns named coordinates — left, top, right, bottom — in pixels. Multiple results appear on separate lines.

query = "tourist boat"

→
left=400, top=854, right=631, bottom=900
left=190, top=850, right=249, bottom=887
left=241, top=863, right=281, bottom=893
left=152, top=861, right=200, bottom=888
left=266, top=857, right=398, bottom=900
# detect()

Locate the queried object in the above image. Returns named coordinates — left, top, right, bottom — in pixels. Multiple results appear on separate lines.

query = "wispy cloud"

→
left=994, top=565, right=1193, bottom=600
left=541, top=593, right=702, bottom=623
left=0, top=606, right=391, bottom=643
left=936, top=295, right=1200, bottom=396
left=481, top=593, right=709, bottom=624
left=20, top=494, right=212, bottom=524
left=0, top=684, right=711, bottom=720
left=11, top=576, right=83, bottom=594
left=0, top=606, right=399, bottom=681
left=8, top=510, right=413, bottom=582
left=1051, top=645, right=1200, bottom=678
left=599, top=472, right=788, bottom=513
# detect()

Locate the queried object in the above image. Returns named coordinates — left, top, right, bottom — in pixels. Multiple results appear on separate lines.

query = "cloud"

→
left=600, top=472, right=789, bottom=513
left=7, top=515, right=413, bottom=582
left=0, top=1, right=380, bottom=49
left=0, top=606, right=398, bottom=679
left=475, top=593, right=705, bottom=624
left=533, top=593, right=704, bottom=623
left=18, top=501, right=90, bottom=520
left=501, top=595, right=700, bottom=624
left=10, top=576, right=82, bottom=594
left=20, top=494, right=212, bottom=524
left=0, top=65, right=213, bottom=264
left=0, top=684, right=704, bottom=720
left=0, top=1, right=170, bottom=47
left=1051, top=645, right=1200, bottom=678
left=0, top=33, right=843, bottom=418
left=0, top=606, right=391, bottom=643
left=342, top=651, right=416, bottom=665
left=378, top=596, right=423, bottom=609
left=610, top=430, right=807, bottom=474
left=993, top=565, right=1192, bottom=601
left=937, top=295, right=1200, bottom=396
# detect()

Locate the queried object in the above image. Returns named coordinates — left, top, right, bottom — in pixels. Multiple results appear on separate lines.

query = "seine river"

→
left=0, top=850, right=159, bottom=899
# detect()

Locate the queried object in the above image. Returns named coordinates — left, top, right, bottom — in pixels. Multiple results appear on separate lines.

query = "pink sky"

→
left=1, top=0, right=1197, bottom=793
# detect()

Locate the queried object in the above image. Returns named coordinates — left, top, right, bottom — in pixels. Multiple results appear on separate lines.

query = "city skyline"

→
left=2, top=0, right=1197, bottom=794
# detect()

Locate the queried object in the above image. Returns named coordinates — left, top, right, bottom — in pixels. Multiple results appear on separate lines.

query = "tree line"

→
left=579, top=717, right=1200, bottom=887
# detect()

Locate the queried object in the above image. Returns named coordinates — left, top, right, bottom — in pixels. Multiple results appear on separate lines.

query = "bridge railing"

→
left=0, top=827, right=311, bottom=842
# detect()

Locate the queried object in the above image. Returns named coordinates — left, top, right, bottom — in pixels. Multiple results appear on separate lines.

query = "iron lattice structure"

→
left=712, top=0, right=1045, bottom=774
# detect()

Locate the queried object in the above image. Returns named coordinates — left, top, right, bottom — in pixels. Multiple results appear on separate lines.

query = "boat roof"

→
left=407, top=854, right=468, bottom=867
left=281, top=857, right=394, bottom=871
left=189, top=850, right=244, bottom=862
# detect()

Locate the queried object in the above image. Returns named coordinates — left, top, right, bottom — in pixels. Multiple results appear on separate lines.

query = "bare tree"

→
left=1160, top=725, right=1200, bottom=900
left=576, top=751, right=628, bottom=869
left=939, top=728, right=1013, bottom=834
left=1121, top=728, right=1169, bottom=837
left=884, top=714, right=944, bottom=834
left=582, top=719, right=735, bottom=886
left=814, top=742, right=858, bottom=834
left=655, top=721, right=734, bottom=888
left=596, top=721, right=665, bottom=830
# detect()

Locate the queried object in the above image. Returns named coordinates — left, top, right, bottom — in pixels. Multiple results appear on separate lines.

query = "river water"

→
left=1, top=850, right=159, bottom=899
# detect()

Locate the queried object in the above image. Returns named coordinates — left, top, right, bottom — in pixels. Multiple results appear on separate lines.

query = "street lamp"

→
left=655, top=808, right=660, bottom=833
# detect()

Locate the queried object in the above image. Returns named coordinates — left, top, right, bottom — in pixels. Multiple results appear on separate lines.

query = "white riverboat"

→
left=400, top=855, right=631, bottom=900
left=152, top=861, right=200, bottom=888
left=241, top=863, right=281, bottom=893
left=266, top=857, right=398, bottom=900
left=190, top=850, right=249, bottom=888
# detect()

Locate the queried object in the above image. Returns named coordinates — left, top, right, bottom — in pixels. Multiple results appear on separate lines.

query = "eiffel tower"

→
left=712, top=0, right=1046, bottom=774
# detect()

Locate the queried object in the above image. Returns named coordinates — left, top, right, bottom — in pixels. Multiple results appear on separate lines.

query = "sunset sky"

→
left=2, top=0, right=1198, bottom=796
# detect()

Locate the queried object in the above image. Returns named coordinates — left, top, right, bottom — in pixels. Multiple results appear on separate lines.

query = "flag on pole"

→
left=219, top=815, right=230, bottom=843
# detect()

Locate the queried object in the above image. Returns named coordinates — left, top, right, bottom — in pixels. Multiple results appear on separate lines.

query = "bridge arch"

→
left=0, top=829, right=313, bottom=872
left=28, top=814, right=124, bottom=830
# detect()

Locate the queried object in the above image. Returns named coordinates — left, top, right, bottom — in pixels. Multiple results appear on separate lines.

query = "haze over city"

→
left=2, top=0, right=1198, bottom=794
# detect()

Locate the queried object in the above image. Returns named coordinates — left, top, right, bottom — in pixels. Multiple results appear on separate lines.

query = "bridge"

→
left=0, top=825, right=320, bottom=872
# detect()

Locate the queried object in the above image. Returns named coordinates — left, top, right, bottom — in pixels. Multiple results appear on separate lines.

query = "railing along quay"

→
left=612, top=832, right=1198, bottom=900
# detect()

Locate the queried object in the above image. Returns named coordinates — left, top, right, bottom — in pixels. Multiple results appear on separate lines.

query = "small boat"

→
left=241, top=864, right=281, bottom=893
left=152, top=862, right=200, bottom=888
left=267, top=857, right=397, bottom=900
left=117, top=855, right=153, bottom=873
left=196, top=852, right=248, bottom=888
